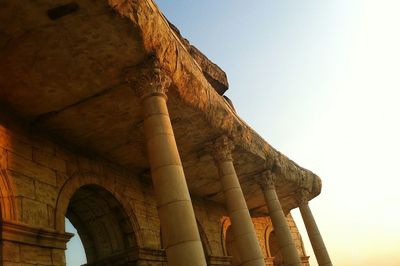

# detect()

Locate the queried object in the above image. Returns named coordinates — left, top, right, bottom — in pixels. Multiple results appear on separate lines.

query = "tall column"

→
left=213, top=136, right=265, bottom=266
left=128, top=59, right=206, bottom=266
left=298, top=189, right=332, bottom=266
left=257, top=170, right=302, bottom=266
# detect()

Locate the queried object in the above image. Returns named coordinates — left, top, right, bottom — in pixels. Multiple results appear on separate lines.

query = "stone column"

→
left=213, top=136, right=265, bottom=266
left=128, top=59, right=206, bottom=266
left=257, top=170, right=302, bottom=266
left=298, top=189, right=332, bottom=266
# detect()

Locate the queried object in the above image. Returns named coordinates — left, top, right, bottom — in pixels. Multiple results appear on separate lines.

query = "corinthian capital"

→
left=256, top=170, right=276, bottom=191
left=297, top=188, right=310, bottom=206
left=126, top=57, right=172, bottom=101
left=212, top=136, right=235, bottom=162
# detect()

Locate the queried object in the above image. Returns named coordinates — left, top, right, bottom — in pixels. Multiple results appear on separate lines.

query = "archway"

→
left=0, top=148, right=17, bottom=265
left=225, top=225, right=241, bottom=266
left=65, top=184, right=138, bottom=265
left=0, top=148, right=16, bottom=221
left=197, top=220, right=212, bottom=264
left=65, top=218, right=86, bottom=265
left=268, top=230, right=284, bottom=266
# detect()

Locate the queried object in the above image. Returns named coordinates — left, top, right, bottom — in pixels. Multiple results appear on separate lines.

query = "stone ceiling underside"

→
left=0, top=0, right=322, bottom=215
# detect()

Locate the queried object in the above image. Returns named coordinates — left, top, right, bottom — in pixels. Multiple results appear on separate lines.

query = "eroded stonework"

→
left=0, top=0, right=331, bottom=265
left=0, top=115, right=310, bottom=265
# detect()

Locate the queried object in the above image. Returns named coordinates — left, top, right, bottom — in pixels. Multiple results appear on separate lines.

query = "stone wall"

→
left=0, top=111, right=308, bottom=266
left=0, top=112, right=230, bottom=265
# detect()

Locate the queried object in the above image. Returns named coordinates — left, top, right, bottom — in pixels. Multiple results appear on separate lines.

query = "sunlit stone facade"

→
left=0, top=0, right=331, bottom=265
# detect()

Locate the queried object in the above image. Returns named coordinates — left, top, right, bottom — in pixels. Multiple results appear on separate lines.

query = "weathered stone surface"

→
left=0, top=110, right=314, bottom=265
left=7, top=151, right=57, bottom=186
left=0, top=1, right=324, bottom=265
left=2, top=241, right=21, bottom=263
left=35, top=181, right=58, bottom=207
left=51, top=249, right=66, bottom=265
left=0, top=0, right=146, bottom=120
left=7, top=170, right=35, bottom=199
left=21, top=197, right=49, bottom=228
left=33, top=148, right=66, bottom=173
left=223, top=216, right=309, bottom=265
left=167, top=21, right=229, bottom=95
left=108, top=0, right=321, bottom=202
left=20, top=245, right=52, bottom=265
left=0, top=0, right=322, bottom=221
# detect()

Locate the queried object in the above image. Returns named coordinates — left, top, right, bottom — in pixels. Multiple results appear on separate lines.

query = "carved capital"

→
left=297, top=188, right=310, bottom=206
left=126, top=57, right=172, bottom=101
left=212, top=136, right=235, bottom=162
left=256, top=170, right=276, bottom=191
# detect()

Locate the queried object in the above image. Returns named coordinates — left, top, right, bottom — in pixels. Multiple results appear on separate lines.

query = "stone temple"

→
left=0, top=1, right=332, bottom=265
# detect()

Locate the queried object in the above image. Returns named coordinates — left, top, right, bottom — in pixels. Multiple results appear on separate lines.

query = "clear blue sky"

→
left=67, top=1, right=400, bottom=265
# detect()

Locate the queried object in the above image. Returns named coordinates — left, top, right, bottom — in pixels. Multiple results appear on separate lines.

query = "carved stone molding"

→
left=212, top=135, right=235, bottom=162
left=126, top=57, right=172, bottom=101
left=1, top=220, right=73, bottom=249
left=256, top=170, right=276, bottom=191
left=297, top=188, right=310, bottom=206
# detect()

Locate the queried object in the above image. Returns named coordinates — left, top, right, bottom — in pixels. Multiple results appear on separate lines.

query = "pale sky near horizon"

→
left=66, top=1, right=400, bottom=265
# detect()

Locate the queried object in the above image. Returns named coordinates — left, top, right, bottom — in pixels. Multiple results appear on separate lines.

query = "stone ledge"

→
left=1, top=220, right=73, bottom=249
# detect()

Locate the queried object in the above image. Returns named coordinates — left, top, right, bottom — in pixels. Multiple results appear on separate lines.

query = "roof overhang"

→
left=0, top=0, right=321, bottom=215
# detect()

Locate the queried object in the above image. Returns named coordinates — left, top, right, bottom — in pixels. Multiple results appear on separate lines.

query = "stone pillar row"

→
left=128, top=58, right=331, bottom=266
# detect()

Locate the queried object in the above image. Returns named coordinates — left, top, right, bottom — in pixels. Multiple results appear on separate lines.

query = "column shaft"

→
left=261, top=179, right=301, bottom=266
left=215, top=158, right=265, bottom=266
left=299, top=203, right=332, bottom=266
left=142, top=94, right=206, bottom=266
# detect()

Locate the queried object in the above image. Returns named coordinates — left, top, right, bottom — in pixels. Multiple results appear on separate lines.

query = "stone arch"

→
left=267, top=229, right=284, bottom=266
left=196, top=220, right=212, bottom=258
left=221, top=217, right=241, bottom=266
left=55, top=172, right=144, bottom=264
left=0, top=157, right=16, bottom=266
left=264, top=224, right=274, bottom=258
left=0, top=148, right=16, bottom=221
left=225, top=225, right=241, bottom=266
left=221, top=217, right=230, bottom=256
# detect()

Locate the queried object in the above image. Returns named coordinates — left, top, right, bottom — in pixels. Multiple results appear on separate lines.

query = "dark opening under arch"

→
left=66, top=184, right=138, bottom=265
